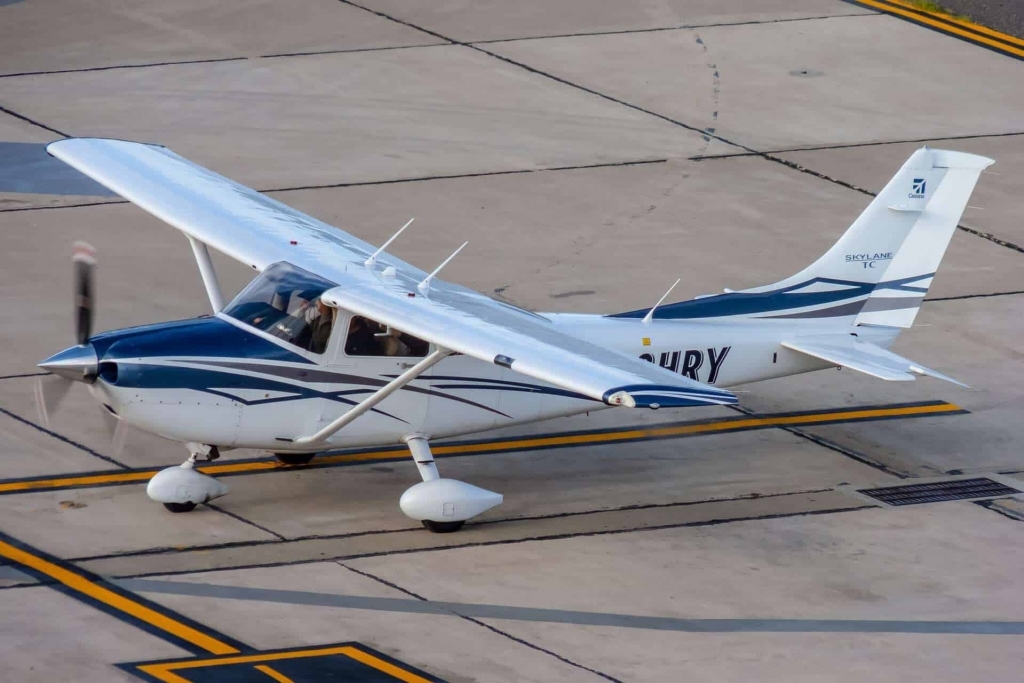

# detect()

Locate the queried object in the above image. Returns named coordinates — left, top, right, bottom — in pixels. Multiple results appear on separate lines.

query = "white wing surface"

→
left=48, top=138, right=736, bottom=409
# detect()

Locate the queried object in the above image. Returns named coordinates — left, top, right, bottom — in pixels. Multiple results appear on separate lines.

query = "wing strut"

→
left=286, top=347, right=452, bottom=448
left=187, top=236, right=225, bottom=313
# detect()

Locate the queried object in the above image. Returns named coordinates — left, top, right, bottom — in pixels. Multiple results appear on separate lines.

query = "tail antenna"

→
left=642, top=278, right=681, bottom=324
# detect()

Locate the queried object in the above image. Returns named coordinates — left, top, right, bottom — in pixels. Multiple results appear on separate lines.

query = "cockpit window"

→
left=224, top=262, right=337, bottom=355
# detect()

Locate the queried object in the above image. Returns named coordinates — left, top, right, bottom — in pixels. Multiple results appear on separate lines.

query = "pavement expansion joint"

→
left=0, top=104, right=68, bottom=138
left=470, top=12, right=880, bottom=46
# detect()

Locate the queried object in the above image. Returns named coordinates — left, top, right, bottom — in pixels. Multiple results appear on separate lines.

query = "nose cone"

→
left=38, top=344, right=98, bottom=383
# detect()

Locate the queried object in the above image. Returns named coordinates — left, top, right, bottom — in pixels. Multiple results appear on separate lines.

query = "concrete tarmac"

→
left=0, top=1, right=1022, bottom=681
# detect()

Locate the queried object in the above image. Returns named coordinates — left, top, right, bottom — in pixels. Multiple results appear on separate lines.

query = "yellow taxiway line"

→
left=0, top=537, right=240, bottom=656
left=0, top=534, right=438, bottom=681
left=0, top=401, right=964, bottom=496
left=137, top=647, right=434, bottom=683
left=853, top=0, right=1024, bottom=59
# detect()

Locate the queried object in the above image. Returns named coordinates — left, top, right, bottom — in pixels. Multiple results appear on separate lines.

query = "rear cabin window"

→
left=223, top=262, right=337, bottom=355
left=344, top=316, right=429, bottom=358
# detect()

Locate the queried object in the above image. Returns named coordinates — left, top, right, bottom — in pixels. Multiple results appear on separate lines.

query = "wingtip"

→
left=604, top=384, right=737, bottom=409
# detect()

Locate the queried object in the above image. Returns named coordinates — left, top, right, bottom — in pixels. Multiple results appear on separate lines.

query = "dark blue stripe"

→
left=609, top=275, right=934, bottom=320
left=92, top=316, right=310, bottom=364
left=604, top=383, right=737, bottom=408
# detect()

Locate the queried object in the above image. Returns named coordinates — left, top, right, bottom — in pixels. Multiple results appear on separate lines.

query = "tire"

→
left=421, top=520, right=465, bottom=533
left=163, top=502, right=197, bottom=513
left=275, top=452, right=316, bottom=466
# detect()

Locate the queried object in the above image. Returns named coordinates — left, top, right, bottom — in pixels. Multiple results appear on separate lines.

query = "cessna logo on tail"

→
left=639, top=346, right=731, bottom=384
left=910, top=178, right=926, bottom=198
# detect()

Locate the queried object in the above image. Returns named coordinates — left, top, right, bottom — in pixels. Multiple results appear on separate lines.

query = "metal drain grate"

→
left=860, top=478, right=1022, bottom=506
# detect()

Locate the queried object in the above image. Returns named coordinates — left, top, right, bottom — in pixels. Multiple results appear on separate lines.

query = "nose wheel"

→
left=147, top=444, right=227, bottom=512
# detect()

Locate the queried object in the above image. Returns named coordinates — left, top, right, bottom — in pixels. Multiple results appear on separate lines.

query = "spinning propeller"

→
left=35, top=242, right=127, bottom=456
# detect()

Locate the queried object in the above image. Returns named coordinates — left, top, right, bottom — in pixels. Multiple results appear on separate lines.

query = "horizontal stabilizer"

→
left=782, top=336, right=967, bottom=387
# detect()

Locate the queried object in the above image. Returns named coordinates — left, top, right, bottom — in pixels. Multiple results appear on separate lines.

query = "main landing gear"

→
left=399, top=434, right=503, bottom=533
left=274, top=452, right=316, bottom=466
left=146, top=443, right=227, bottom=513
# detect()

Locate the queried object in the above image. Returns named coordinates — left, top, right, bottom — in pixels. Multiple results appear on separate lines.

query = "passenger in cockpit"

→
left=345, top=316, right=378, bottom=356
left=305, top=299, right=334, bottom=354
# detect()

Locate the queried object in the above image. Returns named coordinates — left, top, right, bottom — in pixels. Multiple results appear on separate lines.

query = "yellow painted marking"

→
left=642, top=337, right=651, bottom=346
left=0, top=540, right=239, bottom=655
left=137, top=646, right=433, bottom=683
left=0, top=403, right=962, bottom=495
left=254, top=664, right=295, bottom=682
left=857, top=0, right=1024, bottom=57
left=886, top=0, right=1024, bottom=46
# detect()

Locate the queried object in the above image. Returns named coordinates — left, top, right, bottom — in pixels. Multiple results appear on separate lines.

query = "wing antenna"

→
left=418, top=241, right=468, bottom=294
left=642, top=278, right=681, bottom=324
left=365, top=218, right=415, bottom=268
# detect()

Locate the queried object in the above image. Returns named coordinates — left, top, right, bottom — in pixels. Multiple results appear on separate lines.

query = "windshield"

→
left=223, top=262, right=338, bottom=355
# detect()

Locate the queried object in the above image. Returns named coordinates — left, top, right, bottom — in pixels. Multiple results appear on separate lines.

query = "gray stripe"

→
left=764, top=295, right=925, bottom=320
left=117, top=579, right=1024, bottom=635
left=763, top=299, right=867, bottom=320
left=859, top=295, right=926, bottom=314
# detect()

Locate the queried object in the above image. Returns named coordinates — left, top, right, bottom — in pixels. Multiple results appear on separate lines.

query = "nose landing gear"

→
left=147, top=444, right=227, bottom=513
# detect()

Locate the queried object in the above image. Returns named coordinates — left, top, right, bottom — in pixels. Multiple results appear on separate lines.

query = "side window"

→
left=345, top=316, right=429, bottom=358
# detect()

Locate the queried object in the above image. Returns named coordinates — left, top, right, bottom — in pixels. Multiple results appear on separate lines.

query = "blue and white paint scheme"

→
left=38, top=140, right=990, bottom=531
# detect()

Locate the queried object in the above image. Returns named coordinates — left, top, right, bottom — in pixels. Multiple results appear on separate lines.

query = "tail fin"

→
left=611, top=148, right=993, bottom=324
left=852, top=149, right=992, bottom=327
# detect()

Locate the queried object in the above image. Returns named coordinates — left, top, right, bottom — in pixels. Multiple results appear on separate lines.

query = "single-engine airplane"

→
left=38, top=140, right=990, bottom=532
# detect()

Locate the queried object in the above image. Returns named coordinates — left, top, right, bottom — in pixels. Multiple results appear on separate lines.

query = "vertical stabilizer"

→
left=854, top=149, right=993, bottom=327
left=611, top=148, right=993, bottom=324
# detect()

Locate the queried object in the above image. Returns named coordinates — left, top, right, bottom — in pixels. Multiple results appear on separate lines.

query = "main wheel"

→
left=163, top=502, right=196, bottom=513
left=275, top=452, right=316, bottom=466
left=422, top=520, right=464, bottom=533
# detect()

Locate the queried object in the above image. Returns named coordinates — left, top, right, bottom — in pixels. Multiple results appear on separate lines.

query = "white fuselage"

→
left=88, top=312, right=899, bottom=452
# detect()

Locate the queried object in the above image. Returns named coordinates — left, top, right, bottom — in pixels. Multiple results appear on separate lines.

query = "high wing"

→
left=48, top=138, right=736, bottom=409
left=782, top=335, right=967, bottom=387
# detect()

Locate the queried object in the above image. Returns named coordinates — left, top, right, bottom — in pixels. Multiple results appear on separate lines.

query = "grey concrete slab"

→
left=351, top=502, right=1024, bottom=622
left=779, top=134, right=1024, bottom=248
left=0, top=372, right=251, bottom=471
left=131, top=562, right=601, bottom=682
left=199, top=428, right=875, bottom=542
left=0, top=110, right=56, bottom=143
left=0, top=193, right=123, bottom=211
left=0, top=484, right=277, bottom=558
left=489, top=14, right=1024, bottom=152
left=272, top=154, right=1021, bottom=312
left=0, top=393, right=123, bottom=478
left=479, top=623, right=1024, bottom=682
left=79, top=489, right=866, bottom=578
left=343, top=503, right=1024, bottom=680
left=0, top=46, right=715, bottom=190
left=738, top=295, right=1024, bottom=476
left=359, top=0, right=872, bottom=43
left=0, top=201, right=255, bottom=377
left=0, top=586, right=188, bottom=683
left=0, top=0, right=437, bottom=76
